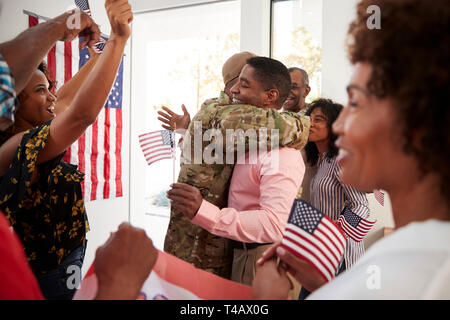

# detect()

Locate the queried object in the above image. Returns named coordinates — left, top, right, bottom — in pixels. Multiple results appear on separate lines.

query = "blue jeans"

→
left=36, top=243, right=87, bottom=300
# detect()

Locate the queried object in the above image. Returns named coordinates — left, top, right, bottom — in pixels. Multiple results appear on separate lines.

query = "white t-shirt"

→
left=308, top=219, right=450, bottom=299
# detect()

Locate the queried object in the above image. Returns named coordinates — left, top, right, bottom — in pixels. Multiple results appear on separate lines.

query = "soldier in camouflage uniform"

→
left=163, top=55, right=310, bottom=279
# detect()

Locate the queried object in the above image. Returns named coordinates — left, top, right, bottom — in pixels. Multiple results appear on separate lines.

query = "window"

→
left=271, top=0, right=323, bottom=102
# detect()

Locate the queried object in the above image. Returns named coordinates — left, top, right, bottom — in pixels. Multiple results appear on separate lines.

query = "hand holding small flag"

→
left=257, top=199, right=347, bottom=292
left=281, top=199, right=347, bottom=283
left=139, top=130, right=175, bottom=166
left=256, top=241, right=330, bottom=294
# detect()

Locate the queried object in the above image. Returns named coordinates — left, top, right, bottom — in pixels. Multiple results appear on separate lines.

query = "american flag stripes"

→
left=339, top=206, right=376, bottom=242
left=139, top=130, right=176, bottom=166
left=281, top=199, right=347, bottom=282
left=93, top=40, right=107, bottom=53
left=374, top=189, right=385, bottom=206
left=75, top=0, right=92, bottom=16
left=28, top=15, right=123, bottom=202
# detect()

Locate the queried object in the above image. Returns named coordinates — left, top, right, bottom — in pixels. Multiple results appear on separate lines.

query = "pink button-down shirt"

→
left=192, top=147, right=304, bottom=243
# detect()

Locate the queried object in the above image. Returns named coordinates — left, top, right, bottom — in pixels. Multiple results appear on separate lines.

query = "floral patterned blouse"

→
left=0, top=121, right=89, bottom=275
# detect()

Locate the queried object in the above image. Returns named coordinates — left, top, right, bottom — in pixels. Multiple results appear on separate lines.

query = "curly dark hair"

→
left=37, top=61, right=55, bottom=93
left=347, top=0, right=450, bottom=201
left=305, top=99, right=343, bottom=166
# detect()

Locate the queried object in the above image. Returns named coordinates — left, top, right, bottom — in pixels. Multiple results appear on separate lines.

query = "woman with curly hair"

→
left=253, top=0, right=450, bottom=299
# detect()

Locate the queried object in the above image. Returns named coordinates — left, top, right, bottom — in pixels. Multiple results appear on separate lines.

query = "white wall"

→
left=131, top=0, right=230, bottom=13
left=0, top=0, right=132, bottom=276
left=321, top=0, right=355, bottom=104
left=240, top=0, right=271, bottom=56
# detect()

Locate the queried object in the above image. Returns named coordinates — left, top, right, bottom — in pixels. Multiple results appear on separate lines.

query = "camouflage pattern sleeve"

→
left=164, top=96, right=235, bottom=279
left=211, top=104, right=310, bottom=153
left=199, top=91, right=230, bottom=111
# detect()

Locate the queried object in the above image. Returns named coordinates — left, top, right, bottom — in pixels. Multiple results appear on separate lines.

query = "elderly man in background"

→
left=282, top=67, right=311, bottom=115
left=283, top=67, right=315, bottom=203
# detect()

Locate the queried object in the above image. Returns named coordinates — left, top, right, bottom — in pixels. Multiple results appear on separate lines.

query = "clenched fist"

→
left=94, top=223, right=158, bottom=300
left=54, top=9, right=101, bottom=48
left=105, top=0, right=133, bottom=40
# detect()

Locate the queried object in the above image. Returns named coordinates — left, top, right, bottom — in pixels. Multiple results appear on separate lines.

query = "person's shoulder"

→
left=21, top=120, right=53, bottom=142
left=202, top=97, right=219, bottom=107
left=311, top=220, right=450, bottom=300
left=423, top=256, right=450, bottom=299
left=308, top=252, right=423, bottom=299
left=355, top=220, right=450, bottom=270
left=381, top=220, right=450, bottom=252
left=200, top=91, right=231, bottom=109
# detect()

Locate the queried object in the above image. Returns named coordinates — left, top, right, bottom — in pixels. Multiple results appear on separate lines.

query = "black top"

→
left=0, top=120, right=89, bottom=274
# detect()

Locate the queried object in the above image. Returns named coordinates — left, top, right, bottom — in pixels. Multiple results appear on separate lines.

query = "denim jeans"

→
left=36, top=243, right=87, bottom=300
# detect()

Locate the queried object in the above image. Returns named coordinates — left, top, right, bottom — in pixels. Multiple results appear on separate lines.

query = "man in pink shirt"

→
left=167, top=57, right=305, bottom=285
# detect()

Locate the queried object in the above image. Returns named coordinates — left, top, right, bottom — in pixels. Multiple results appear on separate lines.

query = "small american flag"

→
left=93, top=40, right=106, bottom=52
left=281, top=199, right=347, bottom=282
left=339, top=206, right=376, bottom=242
left=139, top=130, right=175, bottom=166
left=75, top=0, right=91, bottom=16
left=74, top=0, right=107, bottom=54
left=374, top=189, right=384, bottom=206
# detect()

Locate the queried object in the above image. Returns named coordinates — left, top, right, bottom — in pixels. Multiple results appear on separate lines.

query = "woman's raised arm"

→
left=54, top=47, right=101, bottom=115
left=38, top=0, right=132, bottom=164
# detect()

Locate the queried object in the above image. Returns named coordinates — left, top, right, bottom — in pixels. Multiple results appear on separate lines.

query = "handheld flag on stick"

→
left=75, top=0, right=91, bottom=16
left=281, top=199, right=347, bottom=282
left=339, top=206, right=376, bottom=242
left=374, top=189, right=385, bottom=206
left=139, top=130, right=176, bottom=166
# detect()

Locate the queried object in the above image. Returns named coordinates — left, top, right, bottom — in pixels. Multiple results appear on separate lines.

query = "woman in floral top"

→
left=0, top=0, right=132, bottom=299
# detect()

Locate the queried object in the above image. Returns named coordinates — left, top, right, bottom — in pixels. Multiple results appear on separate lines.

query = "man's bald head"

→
left=222, top=52, right=257, bottom=99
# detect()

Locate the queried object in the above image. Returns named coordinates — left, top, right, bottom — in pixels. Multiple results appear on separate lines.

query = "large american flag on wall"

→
left=28, top=16, right=123, bottom=201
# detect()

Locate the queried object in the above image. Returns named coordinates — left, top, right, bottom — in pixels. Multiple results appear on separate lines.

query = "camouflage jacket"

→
left=164, top=92, right=310, bottom=279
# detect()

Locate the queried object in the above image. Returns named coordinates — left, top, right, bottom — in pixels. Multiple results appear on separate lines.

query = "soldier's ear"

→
left=264, top=89, right=279, bottom=107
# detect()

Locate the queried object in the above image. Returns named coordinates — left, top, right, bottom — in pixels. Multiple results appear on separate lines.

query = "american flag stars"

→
left=339, top=206, right=376, bottom=242
left=289, top=201, right=323, bottom=234
left=282, top=199, right=347, bottom=282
